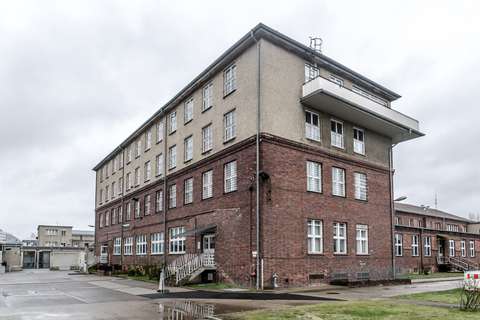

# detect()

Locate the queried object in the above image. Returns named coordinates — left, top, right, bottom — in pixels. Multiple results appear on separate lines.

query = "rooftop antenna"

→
left=435, top=190, right=438, bottom=211
left=309, top=37, right=323, bottom=53
left=307, top=37, right=323, bottom=82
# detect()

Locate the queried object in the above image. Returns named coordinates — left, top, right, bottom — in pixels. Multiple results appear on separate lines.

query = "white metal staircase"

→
left=165, top=253, right=215, bottom=285
left=437, top=256, right=479, bottom=272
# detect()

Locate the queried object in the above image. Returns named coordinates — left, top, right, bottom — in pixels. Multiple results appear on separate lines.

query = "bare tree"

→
left=468, top=212, right=480, bottom=222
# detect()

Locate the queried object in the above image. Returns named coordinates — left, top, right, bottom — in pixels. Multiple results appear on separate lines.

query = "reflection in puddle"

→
left=158, top=301, right=214, bottom=319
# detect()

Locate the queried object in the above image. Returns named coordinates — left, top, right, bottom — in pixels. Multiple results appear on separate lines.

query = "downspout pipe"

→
left=250, top=29, right=261, bottom=290
left=160, top=110, right=168, bottom=266
left=119, top=146, right=125, bottom=268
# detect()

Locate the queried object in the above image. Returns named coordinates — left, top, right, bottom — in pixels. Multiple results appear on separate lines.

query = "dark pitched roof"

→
left=394, top=203, right=471, bottom=223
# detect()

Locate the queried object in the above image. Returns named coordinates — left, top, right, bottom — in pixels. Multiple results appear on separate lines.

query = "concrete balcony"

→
left=301, top=77, right=424, bottom=144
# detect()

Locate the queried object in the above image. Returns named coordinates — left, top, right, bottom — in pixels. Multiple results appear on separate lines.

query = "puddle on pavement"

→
left=155, top=300, right=259, bottom=319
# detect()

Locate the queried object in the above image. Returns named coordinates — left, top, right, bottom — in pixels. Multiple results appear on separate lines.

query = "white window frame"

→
left=119, top=151, right=124, bottom=169
left=136, top=235, right=147, bottom=255
left=224, top=64, right=236, bottom=95
left=144, top=161, right=151, bottom=182
left=306, top=110, right=320, bottom=141
left=105, top=210, right=109, bottom=226
left=202, top=124, right=212, bottom=153
left=124, top=237, right=133, bottom=255
left=331, top=119, right=344, bottom=148
left=356, top=224, right=368, bottom=254
left=185, top=136, right=193, bottom=162
left=135, top=139, right=141, bottom=158
left=135, top=167, right=140, bottom=186
left=470, top=240, right=475, bottom=257
left=224, top=160, right=237, bottom=193
left=449, top=240, right=455, bottom=257
left=118, top=205, right=123, bottom=224
left=144, top=194, right=150, bottom=216
left=353, top=128, right=365, bottom=155
left=408, top=219, right=413, bottom=227
left=127, top=146, right=132, bottom=163
left=145, top=130, right=151, bottom=151
left=119, top=177, right=123, bottom=195
left=169, top=226, right=186, bottom=254
left=203, top=170, right=213, bottom=199
left=156, top=154, right=163, bottom=176
left=395, top=234, right=403, bottom=256
left=412, top=235, right=419, bottom=256
left=224, top=109, right=236, bottom=142
left=126, top=202, right=131, bottom=220
left=100, top=189, right=103, bottom=204
left=334, top=222, right=347, bottom=254
left=105, top=186, right=109, bottom=201
left=170, top=110, right=177, bottom=133
left=354, top=172, right=367, bottom=200
left=111, top=208, right=116, bottom=225
left=134, top=200, right=140, bottom=218
left=308, top=219, right=323, bottom=253
left=332, top=167, right=345, bottom=197
left=99, top=213, right=103, bottom=228
left=169, top=146, right=176, bottom=169
left=307, top=161, right=321, bottom=192
left=203, top=83, right=213, bottom=111
left=424, top=236, right=431, bottom=256
left=113, top=237, right=121, bottom=255
left=111, top=182, right=116, bottom=198
left=184, top=178, right=193, bottom=204
left=126, top=173, right=131, bottom=190
left=169, top=185, right=177, bottom=208
left=151, top=232, right=164, bottom=254
left=112, top=158, right=117, bottom=174
left=185, top=97, right=193, bottom=123
left=461, top=240, right=466, bottom=257
left=156, top=121, right=163, bottom=143
left=156, top=190, right=163, bottom=212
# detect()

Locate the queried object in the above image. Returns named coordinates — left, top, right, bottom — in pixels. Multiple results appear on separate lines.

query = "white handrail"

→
left=165, top=252, right=216, bottom=284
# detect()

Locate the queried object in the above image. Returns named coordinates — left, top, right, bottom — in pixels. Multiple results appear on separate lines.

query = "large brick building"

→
left=93, top=23, right=423, bottom=288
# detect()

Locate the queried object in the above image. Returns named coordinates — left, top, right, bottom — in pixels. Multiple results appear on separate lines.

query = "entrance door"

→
left=100, top=246, right=108, bottom=264
left=438, top=241, right=444, bottom=263
left=203, top=235, right=215, bottom=266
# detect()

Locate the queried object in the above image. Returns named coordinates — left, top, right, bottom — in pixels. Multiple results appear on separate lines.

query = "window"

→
left=106, top=163, right=110, bottom=178
left=157, top=121, right=163, bottom=143
left=119, top=177, right=123, bottom=195
left=203, top=170, right=213, bottom=199
left=408, top=219, right=413, bottom=227
left=203, top=83, right=213, bottom=111
left=184, top=178, right=193, bottom=204
left=99, top=213, right=103, bottom=228
left=105, top=211, right=109, bottom=226
left=185, top=98, right=193, bottom=123
left=144, top=162, right=151, bottom=181
left=145, top=194, right=151, bottom=216
left=306, top=110, right=320, bottom=141
left=105, top=186, right=109, bottom=201
left=124, top=237, right=133, bottom=255
left=169, top=185, right=177, bottom=208
left=424, top=236, right=431, bottom=256
left=112, top=158, right=117, bottom=174
left=111, top=182, right=116, bottom=198
left=126, top=202, right=131, bottom=220
left=151, top=232, right=164, bottom=254
left=307, top=161, right=321, bottom=192
left=353, top=128, right=365, bottom=155
left=45, top=242, right=57, bottom=246
left=224, top=110, right=236, bottom=142
left=136, top=235, right=147, bottom=255
left=100, top=189, right=103, bottom=204
left=308, top=219, right=323, bottom=253
left=61, top=230, right=66, bottom=237
left=354, top=172, right=367, bottom=200
left=185, top=136, right=193, bottom=162
left=119, top=151, right=124, bottom=168
left=332, top=167, right=345, bottom=197
left=412, top=235, right=419, bottom=256
left=224, top=161, right=237, bottom=193
left=352, top=86, right=387, bottom=107
left=156, top=190, right=163, bottom=212
left=202, top=124, right=212, bottom=152
left=134, top=200, right=140, bottom=218
left=331, top=120, right=344, bottom=148
left=126, top=173, right=131, bottom=190
left=449, top=240, right=455, bottom=257
left=417, top=220, right=422, bottom=228
left=169, top=146, right=176, bottom=169
left=45, top=229, right=58, bottom=236
left=145, top=131, right=151, bottom=151
left=447, top=224, right=459, bottom=232
left=169, top=227, right=186, bottom=253
left=118, top=205, right=123, bottom=224
left=330, top=75, right=343, bottom=86
left=356, top=225, right=368, bottom=254
left=114, top=237, right=121, bottom=255
left=135, top=139, right=141, bottom=158
left=305, top=63, right=319, bottom=82
left=127, top=146, right=132, bottom=163
left=471, top=241, right=475, bottom=257
left=395, top=234, right=403, bottom=256
left=435, top=222, right=441, bottom=229
left=224, top=64, right=236, bottom=95
left=156, top=154, right=163, bottom=176
left=461, top=240, right=466, bottom=257
left=111, top=208, right=116, bottom=225
left=169, top=110, right=177, bottom=133
left=334, top=222, right=347, bottom=253
left=100, top=167, right=104, bottom=182
left=135, top=167, right=140, bottom=186
left=395, top=217, right=401, bottom=225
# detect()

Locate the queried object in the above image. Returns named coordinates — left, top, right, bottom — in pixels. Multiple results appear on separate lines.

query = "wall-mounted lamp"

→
left=394, top=196, right=407, bottom=202
left=131, top=197, right=140, bottom=201
left=258, top=171, right=270, bottom=180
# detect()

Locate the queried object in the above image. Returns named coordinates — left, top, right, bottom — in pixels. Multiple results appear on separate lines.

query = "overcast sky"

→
left=2, top=1, right=480, bottom=240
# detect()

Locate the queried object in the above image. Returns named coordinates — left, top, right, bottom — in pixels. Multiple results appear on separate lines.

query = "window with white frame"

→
left=135, top=167, right=140, bottom=186
left=417, top=220, right=422, bottom=228
left=353, top=128, right=365, bottom=155
left=334, top=222, right=347, bottom=253
left=135, top=139, right=141, bottom=158
left=424, top=236, right=431, bottom=256
left=61, top=229, right=66, bottom=236
left=184, top=178, right=193, bottom=204
left=105, top=210, right=109, bottom=226
left=157, top=121, right=163, bottom=143
left=151, top=232, right=164, bottom=254
left=100, top=213, right=103, bottom=228
left=169, top=227, right=186, bottom=253
left=306, top=110, right=320, bottom=141
left=330, top=75, right=343, bottom=86
left=126, top=202, right=131, bottom=220
left=45, top=241, right=57, bottom=246
left=156, top=154, right=163, bottom=176
left=224, top=110, right=236, bottom=142
left=224, top=64, right=236, bottom=95
left=185, top=98, right=193, bottom=123
left=308, top=219, right=323, bottom=253
left=202, top=124, right=212, bottom=152
left=449, top=240, right=455, bottom=257
left=395, top=234, right=403, bottom=256
left=100, top=189, right=103, bottom=204
left=170, top=110, right=177, bottom=133
left=224, top=161, right=237, bottom=193
left=412, top=235, right=419, bottom=256
left=356, top=224, right=368, bottom=254
left=119, top=177, right=123, bottom=195
left=203, top=170, right=213, bottom=199
left=185, top=136, right=193, bottom=162
left=46, top=229, right=58, bottom=236
left=203, top=83, right=213, bottom=111
left=305, top=63, right=319, bottom=82
left=307, top=161, right=321, bottom=192
left=118, top=205, right=123, bottom=223
left=332, top=167, right=345, bottom=197
left=145, top=194, right=150, bottom=215
left=119, top=151, right=124, bottom=168
left=111, top=182, right=116, bottom=198
left=111, top=208, right=116, bottom=225
left=461, top=240, right=466, bottom=257
left=471, top=240, right=475, bottom=257
left=144, top=161, right=151, bottom=181
left=113, top=237, right=121, bottom=255
left=124, top=237, right=133, bottom=255
left=100, top=167, right=104, bottom=182
left=331, top=119, right=344, bottom=148
left=127, top=146, right=132, bottom=163
left=354, top=172, right=367, bottom=200
left=134, top=200, right=140, bottom=218
left=105, top=186, right=109, bottom=201
left=169, top=185, right=177, bottom=208
left=408, top=219, right=413, bottom=227
left=169, top=146, right=176, bottom=169
left=156, top=190, right=163, bottom=212
left=113, top=158, right=117, bottom=174
left=106, top=163, right=110, bottom=178
left=126, top=173, right=131, bottom=190
left=136, top=235, right=147, bottom=255
left=145, top=130, right=151, bottom=151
